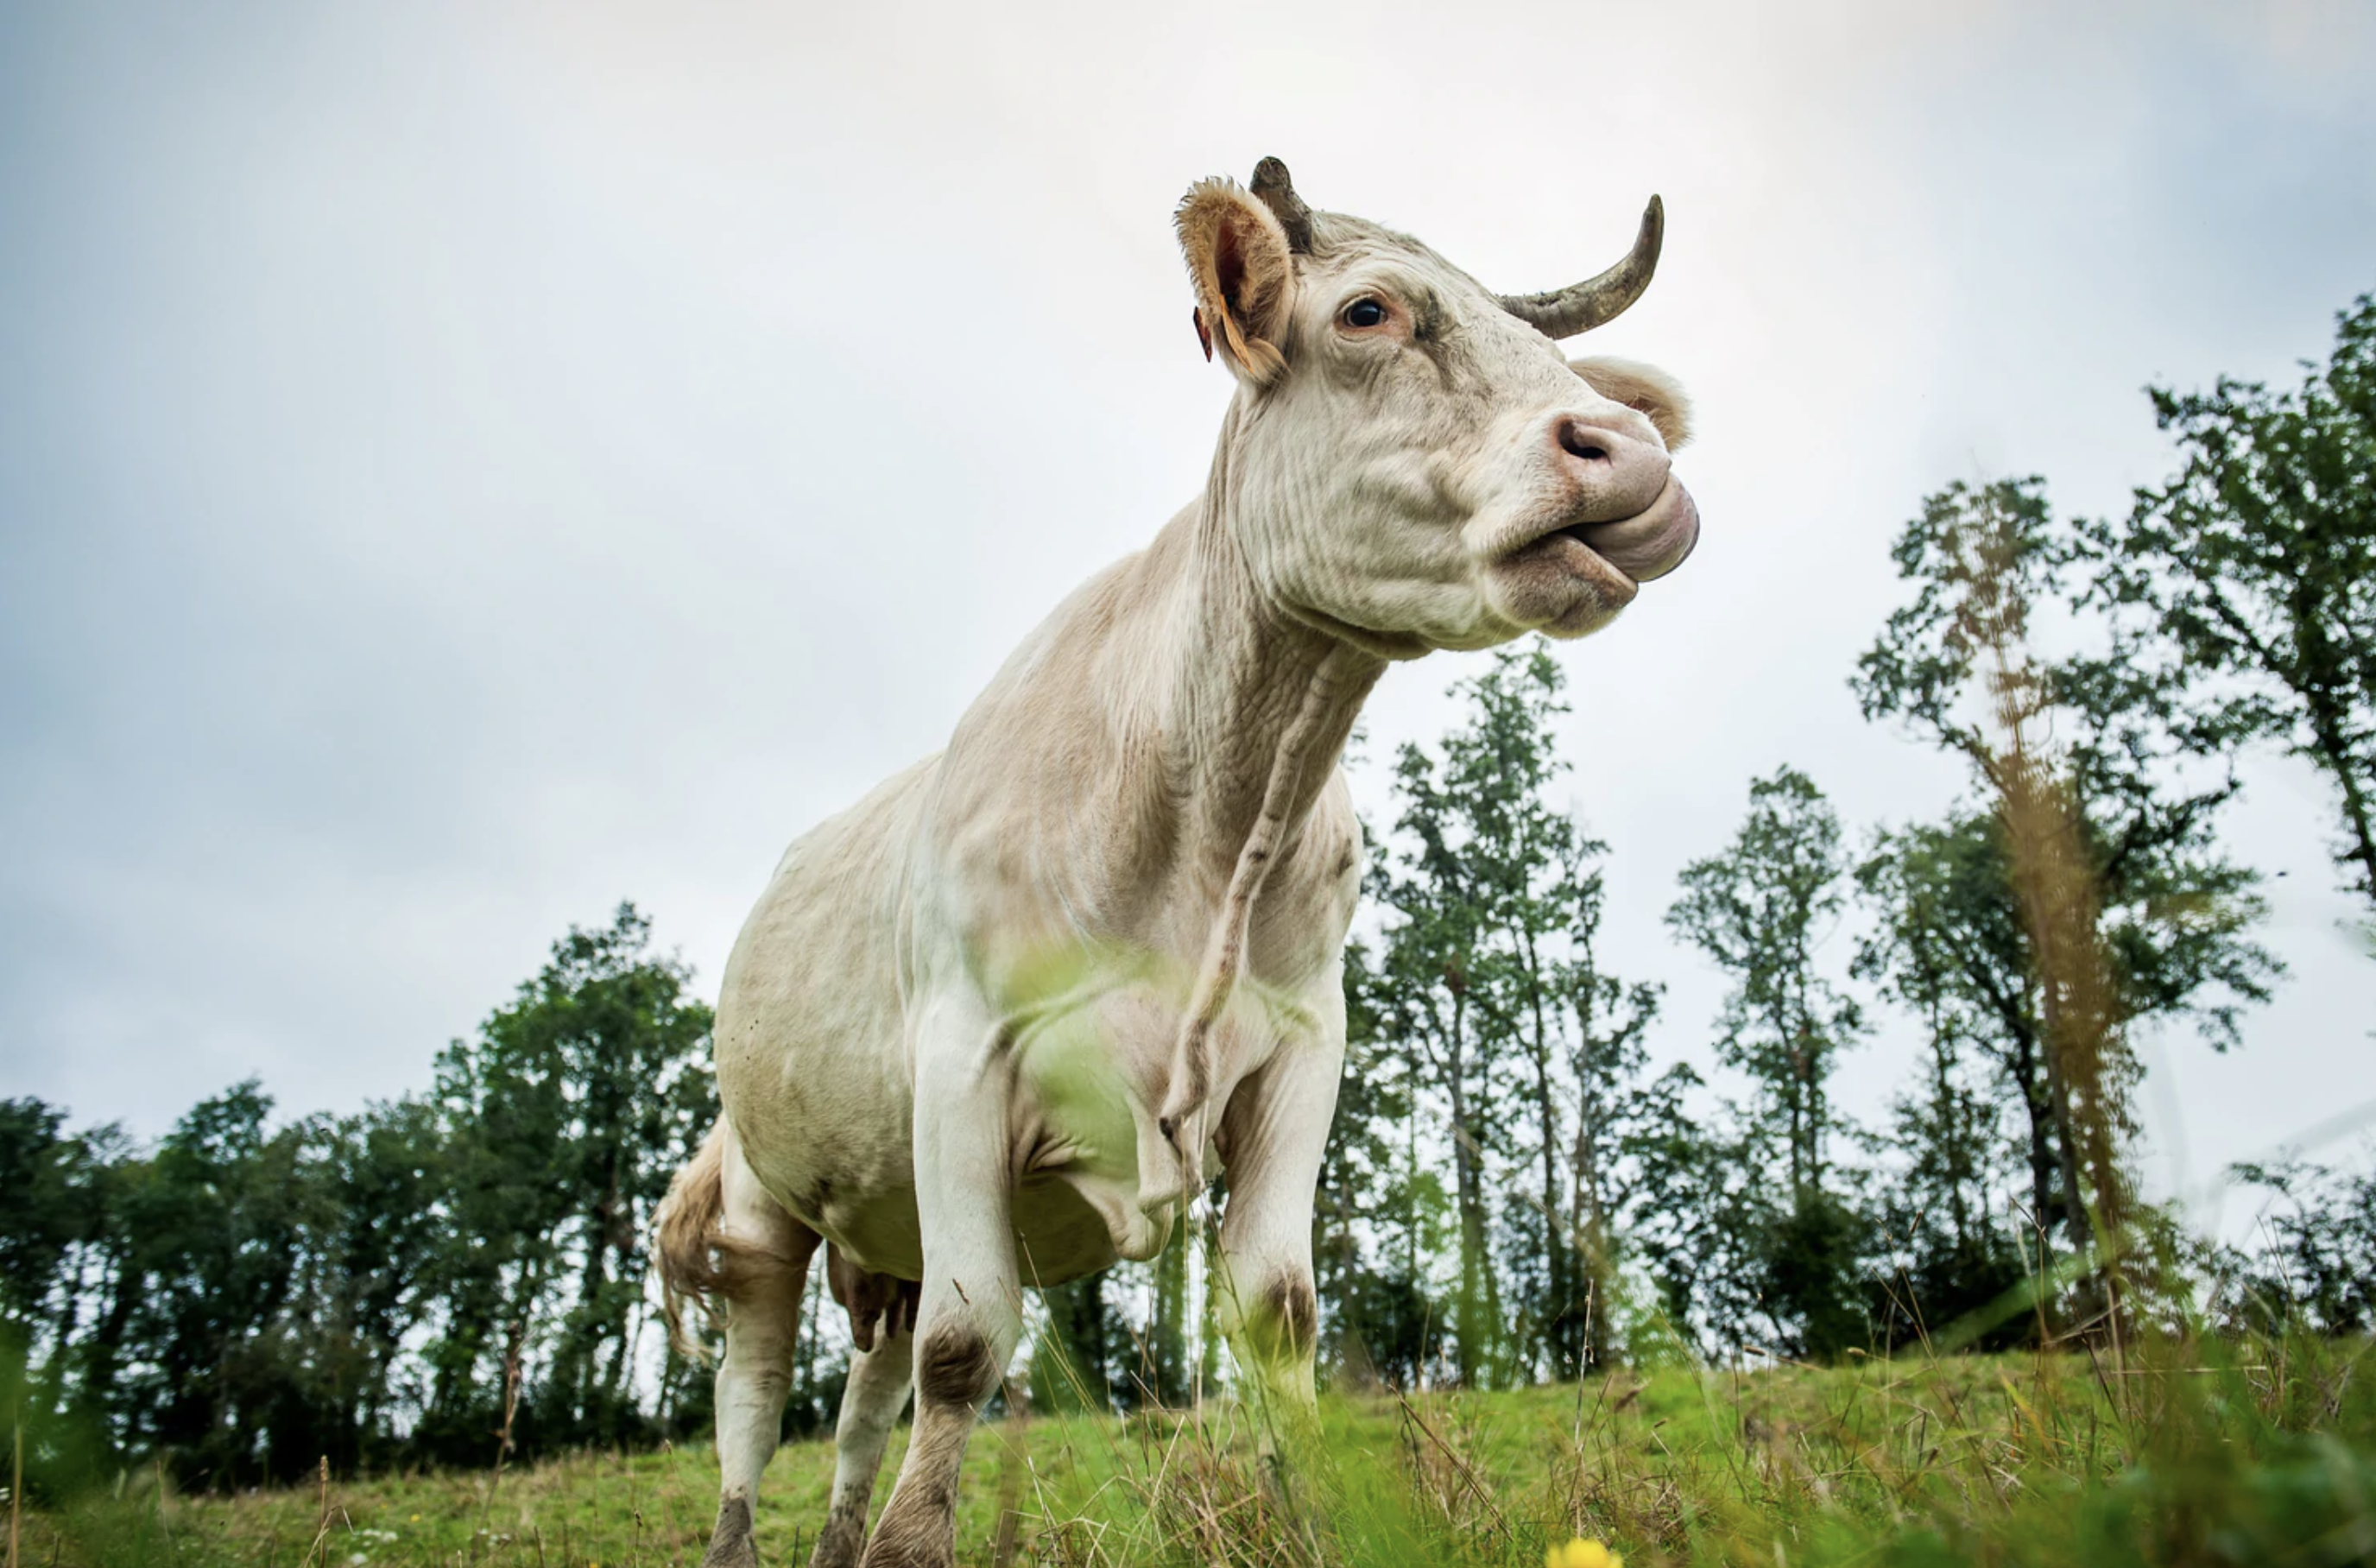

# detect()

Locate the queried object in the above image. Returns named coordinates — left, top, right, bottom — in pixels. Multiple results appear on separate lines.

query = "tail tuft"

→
left=653, top=1122, right=780, bottom=1361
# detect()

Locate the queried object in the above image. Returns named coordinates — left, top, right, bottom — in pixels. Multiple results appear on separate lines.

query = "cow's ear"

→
left=1176, top=179, right=1295, bottom=388
left=1570, top=356, right=1694, bottom=451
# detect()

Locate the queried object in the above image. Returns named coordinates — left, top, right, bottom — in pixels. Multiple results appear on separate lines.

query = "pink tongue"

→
left=1579, top=481, right=1699, bottom=582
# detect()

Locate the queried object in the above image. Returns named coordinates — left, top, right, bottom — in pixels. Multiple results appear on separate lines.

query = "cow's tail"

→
left=654, top=1120, right=774, bottom=1362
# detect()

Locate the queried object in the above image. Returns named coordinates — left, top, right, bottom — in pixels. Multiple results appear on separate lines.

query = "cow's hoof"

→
left=701, top=1495, right=761, bottom=1568
left=808, top=1505, right=869, bottom=1568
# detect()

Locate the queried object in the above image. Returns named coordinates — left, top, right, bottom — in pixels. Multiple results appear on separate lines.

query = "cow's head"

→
left=1179, top=158, right=1698, bottom=658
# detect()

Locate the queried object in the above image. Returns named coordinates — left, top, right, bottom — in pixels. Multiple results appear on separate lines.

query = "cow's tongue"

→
left=1576, top=480, right=1699, bottom=583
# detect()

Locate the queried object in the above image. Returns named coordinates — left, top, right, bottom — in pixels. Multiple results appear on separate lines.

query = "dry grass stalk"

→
left=1947, top=490, right=2136, bottom=1325
left=479, top=1312, right=529, bottom=1540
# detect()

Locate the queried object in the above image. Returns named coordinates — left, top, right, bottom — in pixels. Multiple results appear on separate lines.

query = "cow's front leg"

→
left=860, top=999, right=1021, bottom=1568
left=1214, top=1030, right=1343, bottom=1481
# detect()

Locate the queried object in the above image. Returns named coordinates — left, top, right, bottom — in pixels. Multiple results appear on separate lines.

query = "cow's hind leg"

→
left=655, top=1123, right=823, bottom=1568
left=809, top=1248, right=920, bottom=1568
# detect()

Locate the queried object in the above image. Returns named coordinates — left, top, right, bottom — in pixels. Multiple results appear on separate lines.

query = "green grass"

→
left=17, top=1334, right=2375, bottom=1567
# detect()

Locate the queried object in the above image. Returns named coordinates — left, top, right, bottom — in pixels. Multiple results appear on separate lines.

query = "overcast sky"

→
left=3, top=1, right=2372, bottom=1230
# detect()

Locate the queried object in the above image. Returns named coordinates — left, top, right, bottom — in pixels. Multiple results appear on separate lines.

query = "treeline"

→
left=2, top=295, right=2370, bottom=1492
left=0, top=909, right=724, bottom=1491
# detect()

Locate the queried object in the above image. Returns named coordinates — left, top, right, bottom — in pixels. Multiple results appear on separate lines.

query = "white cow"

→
left=655, top=159, right=1697, bottom=1568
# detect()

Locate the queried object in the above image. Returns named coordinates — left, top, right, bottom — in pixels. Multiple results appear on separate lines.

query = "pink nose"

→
left=1551, top=416, right=1671, bottom=523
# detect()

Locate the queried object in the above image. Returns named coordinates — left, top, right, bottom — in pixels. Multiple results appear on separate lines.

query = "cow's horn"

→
left=1499, top=195, right=1663, bottom=338
left=1250, top=156, right=1315, bottom=256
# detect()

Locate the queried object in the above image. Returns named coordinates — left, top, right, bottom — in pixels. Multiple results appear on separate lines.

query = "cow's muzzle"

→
left=1537, top=416, right=1698, bottom=583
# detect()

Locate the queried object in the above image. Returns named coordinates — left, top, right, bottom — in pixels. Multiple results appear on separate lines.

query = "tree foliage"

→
left=2082, top=295, right=2376, bottom=907
left=0, top=905, right=717, bottom=1489
left=1344, top=647, right=1663, bottom=1384
left=1667, top=768, right=1862, bottom=1199
left=1852, top=477, right=2278, bottom=1276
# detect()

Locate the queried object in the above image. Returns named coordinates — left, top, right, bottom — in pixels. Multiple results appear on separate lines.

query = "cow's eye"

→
left=1343, top=298, right=1388, bottom=329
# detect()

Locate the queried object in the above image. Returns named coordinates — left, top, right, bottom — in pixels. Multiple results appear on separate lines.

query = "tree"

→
left=1853, top=819, right=2032, bottom=1346
left=79, top=1082, right=338, bottom=1485
left=1665, top=767, right=1869, bottom=1357
left=2082, top=294, right=2376, bottom=908
left=1854, top=478, right=2278, bottom=1282
left=1667, top=768, right=1863, bottom=1200
left=1614, top=1064, right=1772, bottom=1356
left=311, top=1096, right=452, bottom=1470
left=1032, top=1274, right=1117, bottom=1412
left=0, top=1100, right=113, bottom=1363
left=1318, top=934, right=1436, bottom=1388
left=1560, top=862, right=1662, bottom=1375
left=1142, top=1226, right=1194, bottom=1407
left=420, top=903, right=716, bottom=1461
left=1357, top=646, right=1661, bottom=1382
left=1365, top=677, right=1520, bottom=1385
left=2215, top=1159, right=2376, bottom=1336
left=0, top=1099, right=127, bottom=1496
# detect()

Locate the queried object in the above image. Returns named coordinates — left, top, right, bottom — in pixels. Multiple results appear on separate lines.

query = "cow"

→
left=654, top=158, right=1698, bottom=1568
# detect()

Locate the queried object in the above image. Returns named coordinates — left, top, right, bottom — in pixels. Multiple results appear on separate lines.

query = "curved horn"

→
left=1498, top=195, right=1663, bottom=338
left=1249, top=156, right=1315, bottom=256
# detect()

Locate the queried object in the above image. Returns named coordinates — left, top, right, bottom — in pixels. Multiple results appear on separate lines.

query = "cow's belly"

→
left=724, top=1007, right=926, bottom=1277
left=715, top=762, right=934, bottom=1278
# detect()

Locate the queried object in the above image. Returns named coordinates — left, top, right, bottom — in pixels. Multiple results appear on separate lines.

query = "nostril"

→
left=1557, top=419, right=1609, bottom=465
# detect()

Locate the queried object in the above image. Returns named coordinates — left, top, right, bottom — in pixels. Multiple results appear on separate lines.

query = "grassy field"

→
left=16, top=1334, right=2374, bottom=1567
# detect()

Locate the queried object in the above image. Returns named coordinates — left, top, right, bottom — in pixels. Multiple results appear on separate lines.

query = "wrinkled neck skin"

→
left=1155, top=399, right=1387, bottom=881
left=920, top=393, right=1387, bottom=1223
left=933, top=395, right=1387, bottom=956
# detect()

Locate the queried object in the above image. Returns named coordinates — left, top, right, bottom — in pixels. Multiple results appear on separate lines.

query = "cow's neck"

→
left=1141, top=433, right=1384, bottom=893
left=1111, top=419, right=1388, bottom=1175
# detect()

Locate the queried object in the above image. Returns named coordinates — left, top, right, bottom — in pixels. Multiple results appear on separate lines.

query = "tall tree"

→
left=1615, top=1064, right=1773, bottom=1357
left=1667, top=768, right=1862, bottom=1198
left=1362, top=646, right=1659, bottom=1382
left=1368, top=738, right=1506, bottom=1386
left=1142, top=1224, right=1194, bottom=1406
left=1318, top=935, right=1431, bottom=1388
left=420, top=903, right=716, bottom=1460
left=1854, top=817, right=2033, bottom=1346
left=311, top=1096, right=452, bottom=1470
left=1666, top=767, right=1868, bottom=1358
left=88, top=1082, right=332, bottom=1484
left=1447, top=647, right=1598, bottom=1380
left=2217, top=1160, right=2376, bottom=1337
left=0, top=1100, right=111, bottom=1366
left=2082, top=294, right=2376, bottom=908
left=1558, top=849, right=1660, bottom=1375
left=1854, top=478, right=2278, bottom=1275
left=1326, top=933, right=1455, bottom=1389
left=1032, top=1274, right=1115, bottom=1412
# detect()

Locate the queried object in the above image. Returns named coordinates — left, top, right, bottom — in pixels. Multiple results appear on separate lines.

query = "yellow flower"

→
left=1547, top=1540, right=1622, bottom=1568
